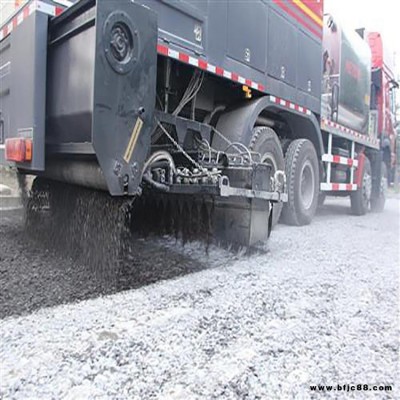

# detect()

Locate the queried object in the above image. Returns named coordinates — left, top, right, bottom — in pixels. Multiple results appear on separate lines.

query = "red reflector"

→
left=5, top=138, right=32, bottom=162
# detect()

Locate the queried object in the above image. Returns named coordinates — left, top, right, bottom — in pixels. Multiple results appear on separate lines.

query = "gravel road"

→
left=0, top=197, right=399, bottom=399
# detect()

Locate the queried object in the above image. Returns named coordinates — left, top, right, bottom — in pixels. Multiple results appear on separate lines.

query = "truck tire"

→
left=281, top=139, right=319, bottom=226
left=249, top=126, right=284, bottom=227
left=370, top=161, right=387, bottom=212
left=280, top=138, right=292, bottom=155
left=350, top=157, right=372, bottom=215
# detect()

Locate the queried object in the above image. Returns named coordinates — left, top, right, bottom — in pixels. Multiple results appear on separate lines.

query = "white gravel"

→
left=1, top=197, right=399, bottom=399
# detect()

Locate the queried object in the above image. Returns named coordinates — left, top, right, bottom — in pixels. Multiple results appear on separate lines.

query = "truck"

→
left=0, top=0, right=398, bottom=250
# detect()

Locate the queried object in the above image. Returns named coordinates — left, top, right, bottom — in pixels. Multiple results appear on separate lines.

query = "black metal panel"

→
left=0, top=0, right=74, bottom=169
left=297, top=29, right=321, bottom=97
left=92, top=0, right=158, bottom=195
left=267, top=8, right=297, bottom=87
left=136, top=0, right=322, bottom=114
left=46, top=4, right=96, bottom=144
left=139, top=0, right=207, bottom=55
left=9, top=11, right=48, bottom=171
left=45, top=0, right=158, bottom=195
left=0, top=36, right=11, bottom=149
left=226, top=0, right=267, bottom=73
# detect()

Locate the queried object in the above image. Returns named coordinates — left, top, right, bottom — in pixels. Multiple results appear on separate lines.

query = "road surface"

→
left=1, top=197, right=399, bottom=399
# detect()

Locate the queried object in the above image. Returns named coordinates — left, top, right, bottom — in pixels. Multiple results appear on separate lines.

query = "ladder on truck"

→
left=319, top=117, right=380, bottom=192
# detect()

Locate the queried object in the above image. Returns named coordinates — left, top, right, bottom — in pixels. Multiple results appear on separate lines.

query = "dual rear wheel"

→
left=281, top=138, right=319, bottom=225
left=218, top=118, right=387, bottom=243
left=250, top=127, right=320, bottom=228
left=370, top=161, right=388, bottom=213
left=350, top=157, right=372, bottom=216
left=253, top=128, right=387, bottom=225
left=351, top=158, right=388, bottom=215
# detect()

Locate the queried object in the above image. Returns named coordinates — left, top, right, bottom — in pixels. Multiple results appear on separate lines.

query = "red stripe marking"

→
left=346, top=184, right=353, bottom=191
left=289, top=0, right=322, bottom=30
left=198, top=59, right=208, bottom=70
left=272, top=0, right=322, bottom=40
left=179, top=52, right=189, bottom=63
left=332, top=183, right=339, bottom=191
left=215, top=66, right=224, bottom=76
left=304, top=1, right=323, bottom=18
left=157, top=44, right=168, bottom=56
left=332, top=155, right=340, bottom=164
left=1, top=3, right=66, bottom=42
left=272, top=95, right=308, bottom=112
left=347, top=159, right=353, bottom=166
left=23, top=6, right=29, bottom=19
left=156, top=44, right=266, bottom=93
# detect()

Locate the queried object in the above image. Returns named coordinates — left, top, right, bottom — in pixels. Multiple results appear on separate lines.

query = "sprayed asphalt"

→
left=0, top=197, right=399, bottom=399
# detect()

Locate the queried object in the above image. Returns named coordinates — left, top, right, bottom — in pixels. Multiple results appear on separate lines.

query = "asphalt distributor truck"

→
left=0, top=0, right=397, bottom=254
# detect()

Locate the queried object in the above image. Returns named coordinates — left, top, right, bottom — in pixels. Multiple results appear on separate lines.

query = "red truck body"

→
left=366, top=32, right=398, bottom=177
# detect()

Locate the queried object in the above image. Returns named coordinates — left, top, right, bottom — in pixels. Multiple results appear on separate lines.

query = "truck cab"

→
left=366, top=32, right=399, bottom=184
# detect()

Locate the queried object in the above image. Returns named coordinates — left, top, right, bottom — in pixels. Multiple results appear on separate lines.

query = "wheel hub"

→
left=299, top=159, right=315, bottom=210
left=362, top=169, right=372, bottom=205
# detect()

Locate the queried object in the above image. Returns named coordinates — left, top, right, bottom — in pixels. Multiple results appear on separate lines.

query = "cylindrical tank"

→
left=321, top=14, right=372, bottom=136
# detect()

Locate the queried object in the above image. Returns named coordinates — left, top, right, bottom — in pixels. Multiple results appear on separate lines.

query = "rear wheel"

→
left=249, top=126, right=285, bottom=228
left=350, top=156, right=372, bottom=215
left=281, top=139, right=319, bottom=225
left=370, top=161, right=388, bottom=212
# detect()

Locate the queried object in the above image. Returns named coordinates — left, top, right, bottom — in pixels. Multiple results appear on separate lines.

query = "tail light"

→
left=5, top=138, right=32, bottom=162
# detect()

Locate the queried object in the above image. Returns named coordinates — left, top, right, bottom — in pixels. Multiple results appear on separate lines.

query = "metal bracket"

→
left=155, top=110, right=212, bottom=144
left=219, top=175, right=287, bottom=202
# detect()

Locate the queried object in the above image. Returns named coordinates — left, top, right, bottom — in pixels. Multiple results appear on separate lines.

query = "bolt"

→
left=131, top=162, right=139, bottom=177
left=113, top=161, right=122, bottom=176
